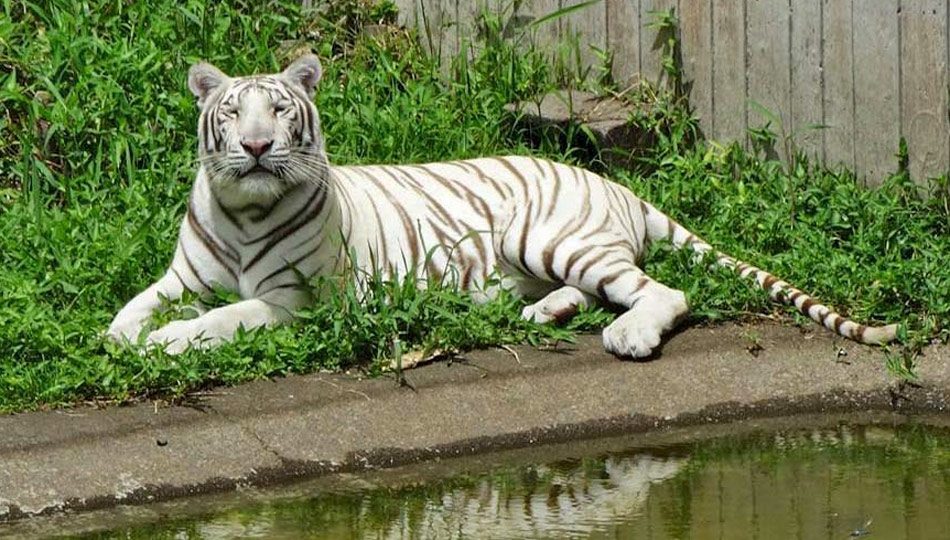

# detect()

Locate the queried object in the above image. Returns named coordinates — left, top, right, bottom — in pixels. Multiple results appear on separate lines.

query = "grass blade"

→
left=528, top=0, right=602, bottom=29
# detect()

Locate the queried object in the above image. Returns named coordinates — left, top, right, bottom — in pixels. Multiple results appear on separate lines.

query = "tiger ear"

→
left=188, top=62, right=229, bottom=106
left=281, top=54, right=322, bottom=97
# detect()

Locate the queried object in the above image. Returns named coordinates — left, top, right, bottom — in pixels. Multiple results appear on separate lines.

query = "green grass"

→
left=0, top=0, right=947, bottom=413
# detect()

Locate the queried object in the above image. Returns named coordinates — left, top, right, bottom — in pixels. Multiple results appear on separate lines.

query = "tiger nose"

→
left=241, top=139, right=273, bottom=159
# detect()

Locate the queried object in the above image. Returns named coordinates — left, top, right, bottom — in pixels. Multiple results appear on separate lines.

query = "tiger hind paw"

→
left=602, top=290, right=687, bottom=358
left=602, top=312, right=664, bottom=358
left=521, top=286, right=594, bottom=325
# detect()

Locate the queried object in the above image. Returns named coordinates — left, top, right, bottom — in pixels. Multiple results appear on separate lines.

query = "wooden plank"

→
left=746, top=0, right=791, bottom=161
left=639, top=0, right=678, bottom=87
left=789, top=0, right=823, bottom=161
left=680, top=0, right=713, bottom=135
left=393, top=0, right=416, bottom=27
left=821, top=0, right=854, bottom=170
left=417, top=0, right=461, bottom=65
left=901, top=0, right=950, bottom=185
left=442, top=0, right=460, bottom=66
left=561, top=0, right=608, bottom=81
left=853, top=0, right=900, bottom=186
left=711, top=0, right=746, bottom=143
left=606, top=0, right=641, bottom=88
left=516, top=0, right=562, bottom=65
left=455, top=0, right=501, bottom=61
left=416, top=0, right=441, bottom=59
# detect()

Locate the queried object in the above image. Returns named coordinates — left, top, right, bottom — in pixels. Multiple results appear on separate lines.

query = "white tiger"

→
left=106, top=55, right=898, bottom=357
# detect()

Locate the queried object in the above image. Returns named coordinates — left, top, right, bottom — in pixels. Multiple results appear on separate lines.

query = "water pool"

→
left=11, top=414, right=950, bottom=539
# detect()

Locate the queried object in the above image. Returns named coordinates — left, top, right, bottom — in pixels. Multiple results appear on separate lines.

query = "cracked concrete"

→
left=1, top=321, right=949, bottom=523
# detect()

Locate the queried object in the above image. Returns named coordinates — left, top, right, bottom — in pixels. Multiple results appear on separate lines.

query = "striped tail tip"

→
left=858, top=323, right=900, bottom=345
left=666, top=227, right=901, bottom=348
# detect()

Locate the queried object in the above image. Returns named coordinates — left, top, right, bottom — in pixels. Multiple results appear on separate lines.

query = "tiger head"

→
left=187, top=55, right=328, bottom=204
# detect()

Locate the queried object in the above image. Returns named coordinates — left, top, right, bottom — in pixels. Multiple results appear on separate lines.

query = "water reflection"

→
left=373, top=455, right=683, bottom=540
left=73, top=423, right=950, bottom=540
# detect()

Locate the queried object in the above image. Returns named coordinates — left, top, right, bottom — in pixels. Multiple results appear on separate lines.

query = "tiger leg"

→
left=145, top=287, right=310, bottom=355
left=584, top=267, right=688, bottom=358
left=107, top=271, right=188, bottom=344
left=521, top=286, right=598, bottom=324
left=503, top=253, right=686, bottom=357
left=492, top=194, right=685, bottom=356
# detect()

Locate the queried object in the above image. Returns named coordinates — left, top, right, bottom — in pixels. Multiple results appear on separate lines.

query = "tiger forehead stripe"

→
left=223, top=77, right=295, bottom=103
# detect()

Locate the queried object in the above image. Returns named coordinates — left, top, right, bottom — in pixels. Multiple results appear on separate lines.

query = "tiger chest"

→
left=221, top=219, right=331, bottom=300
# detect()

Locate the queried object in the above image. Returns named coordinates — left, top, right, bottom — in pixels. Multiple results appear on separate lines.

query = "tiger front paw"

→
left=146, top=319, right=220, bottom=355
left=105, top=316, right=149, bottom=345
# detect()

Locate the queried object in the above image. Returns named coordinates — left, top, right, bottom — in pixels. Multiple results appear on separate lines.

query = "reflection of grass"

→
left=650, top=423, right=950, bottom=538
left=676, top=423, right=950, bottom=486
left=2, top=0, right=948, bottom=411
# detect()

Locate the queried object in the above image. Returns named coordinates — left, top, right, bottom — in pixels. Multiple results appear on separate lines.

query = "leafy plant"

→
left=645, top=7, right=684, bottom=95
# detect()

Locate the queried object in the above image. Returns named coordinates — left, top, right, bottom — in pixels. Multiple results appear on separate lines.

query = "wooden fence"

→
left=391, top=0, right=950, bottom=187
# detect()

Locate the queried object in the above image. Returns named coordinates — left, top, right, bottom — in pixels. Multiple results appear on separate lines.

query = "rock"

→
left=504, top=90, right=652, bottom=169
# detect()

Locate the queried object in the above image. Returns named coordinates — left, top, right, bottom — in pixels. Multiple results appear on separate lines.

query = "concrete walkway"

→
left=2, top=322, right=948, bottom=522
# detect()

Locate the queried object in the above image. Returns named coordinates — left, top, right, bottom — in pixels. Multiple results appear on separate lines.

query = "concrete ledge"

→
left=1, top=322, right=948, bottom=522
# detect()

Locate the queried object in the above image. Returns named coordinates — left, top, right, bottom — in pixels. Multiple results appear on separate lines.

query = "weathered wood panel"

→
left=518, top=0, right=562, bottom=56
left=440, top=0, right=460, bottom=64
left=821, top=0, right=854, bottom=171
left=395, top=0, right=456, bottom=64
left=390, top=0, right=950, bottom=187
left=710, top=0, right=746, bottom=144
left=854, top=0, right=900, bottom=185
left=901, top=1, right=950, bottom=183
left=417, top=0, right=447, bottom=60
left=393, top=0, right=413, bottom=25
left=606, top=0, right=641, bottom=87
left=561, top=0, right=608, bottom=81
left=746, top=0, right=791, bottom=161
left=679, top=0, right=712, bottom=132
left=457, top=0, right=512, bottom=67
left=789, top=0, right=823, bottom=161
left=639, top=0, right=678, bottom=88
